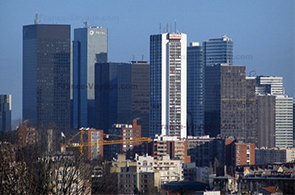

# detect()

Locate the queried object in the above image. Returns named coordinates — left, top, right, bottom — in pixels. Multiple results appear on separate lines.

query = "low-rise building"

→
left=234, top=142, right=255, bottom=166
left=255, top=147, right=295, bottom=164
left=17, top=122, right=38, bottom=148
left=154, top=155, right=183, bottom=188
left=153, top=134, right=190, bottom=163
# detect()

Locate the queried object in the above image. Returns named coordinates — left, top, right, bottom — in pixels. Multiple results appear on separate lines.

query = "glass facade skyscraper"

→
left=95, top=62, right=124, bottom=133
left=23, top=24, right=71, bottom=131
left=72, top=26, right=108, bottom=129
left=117, top=61, right=150, bottom=137
left=187, top=42, right=204, bottom=136
left=203, top=35, right=233, bottom=67
left=150, top=33, right=187, bottom=138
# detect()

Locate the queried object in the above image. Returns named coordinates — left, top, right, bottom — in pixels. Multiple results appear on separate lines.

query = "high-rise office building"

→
left=117, top=61, right=150, bottom=137
left=187, top=42, right=204, bottom=136
left=23, top=21, right=71, bottom=131
left=257, top=95, right=276, bottom=148
left=256, top=76, right=293, bottom=148
left=205, top=64, right=257, bottom=144
left=150, top=33, right=187, bottom=138
left=72, top=25, right=108, bottom=129
left=245, top=77, right=258, bottom=144
left=0, top=94, right=12, bottom=131
left=275, top=95, right=293, bottom=147
left=203, top=35, right=233, bottom=67
left=95, top=62, right=127, bottom=132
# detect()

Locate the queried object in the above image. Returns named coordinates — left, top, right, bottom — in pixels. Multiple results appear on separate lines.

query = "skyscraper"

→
left=256, top=76, right=293, bottom=148
left=0, top=94, right=12, bottom=131
left=117, top=61, right=150, bottom=137
left=72, top=25, right=108, bottom=129
left=150, top=33, right=187, bottom=138
left=257, top=95, right=276, bottom=148
left=205, top=64, right=257, bottom=144
left=23, top=21, right=71, bottom=131
left=187, top=42, right=204, bottom=136
left=274, top=95, right=293, bottom=147
left=203, top=35, right=233, bottom=67
left=95, top=62, right=126, bottom=133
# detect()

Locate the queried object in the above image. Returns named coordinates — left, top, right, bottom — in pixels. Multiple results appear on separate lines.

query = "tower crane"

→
left=61, top=128, right=152, bottom=155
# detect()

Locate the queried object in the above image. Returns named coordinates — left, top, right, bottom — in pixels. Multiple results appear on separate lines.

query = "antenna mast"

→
left=166, top=23, right=169, bottom=33
left=84, top=21, right=88, bottom=28
left=34, top=13, right=40, bottom=24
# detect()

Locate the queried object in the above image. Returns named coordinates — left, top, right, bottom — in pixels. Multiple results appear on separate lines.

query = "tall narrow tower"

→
left=187, top=42, right=204, bottom=136
left=72, top=25, right=108, bottom=129
left=23, top=22, right=71, bottom=131
left=150, top=33, right=187, bottom=138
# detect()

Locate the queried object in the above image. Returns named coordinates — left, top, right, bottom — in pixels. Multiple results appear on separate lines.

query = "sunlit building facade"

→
left=150, top=33, right=187, bottom=138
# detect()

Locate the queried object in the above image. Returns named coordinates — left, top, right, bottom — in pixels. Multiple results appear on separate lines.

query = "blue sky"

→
left=0, top=0, right=294, bottom=121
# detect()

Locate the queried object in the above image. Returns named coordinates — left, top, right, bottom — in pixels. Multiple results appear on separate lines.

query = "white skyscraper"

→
left=275, top=95, right=293, bottom=147
left=150, top=33, right=187, bottom=138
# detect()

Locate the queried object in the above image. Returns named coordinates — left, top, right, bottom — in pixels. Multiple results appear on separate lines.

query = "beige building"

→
left=112, top=153, right=184, bottom=192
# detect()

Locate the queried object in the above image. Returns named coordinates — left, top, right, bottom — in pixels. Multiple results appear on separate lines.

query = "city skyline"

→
left=0, top=0, right=294, bottom=121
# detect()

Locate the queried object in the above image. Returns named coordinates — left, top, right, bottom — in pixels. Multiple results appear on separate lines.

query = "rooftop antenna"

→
left=159, top=23, right=161, bottom=34
left=166, top=23, right=169, bottom=33
left=133, top=55, right=135, bottom=61
left=142, top=55, right=144, bottom=61
left=170, top=22, right=172, bottom=33
left=84, top=21, right=88, bottom=28
left=34, top=13, right=40, bottom=24
left=174, top=20, right=177, bottom=33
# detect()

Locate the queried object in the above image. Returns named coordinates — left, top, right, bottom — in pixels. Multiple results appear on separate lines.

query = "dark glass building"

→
left=0, top=94, right=12, bottom=131
left=187, top=42, right=204, bottom=136
left=203, top=35, right=233, bottom=67
left=95, top=62, right=125, bottom=133
left=95, top=61, right=150, bottom=137
left=117, top=61, right=150, bottom=137
left=72, top=25, right=108, bottom=129
left=23, top=23, right=71, bottom=131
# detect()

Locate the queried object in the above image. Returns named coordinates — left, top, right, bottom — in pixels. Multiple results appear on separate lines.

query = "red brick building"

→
left=121, top=120, right=141, bottom=152
left=17, top=122, right=38, bottom=148
left=235, top=142, right=255, bottom=166
left=87, top=129, right=104, bottom=161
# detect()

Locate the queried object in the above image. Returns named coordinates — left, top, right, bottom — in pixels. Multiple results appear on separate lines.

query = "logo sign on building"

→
left=168, top=34, right=182, bottom=40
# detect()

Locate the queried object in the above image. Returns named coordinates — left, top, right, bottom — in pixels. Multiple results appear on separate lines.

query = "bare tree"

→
left=0, top=133, right=92, bottom=195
